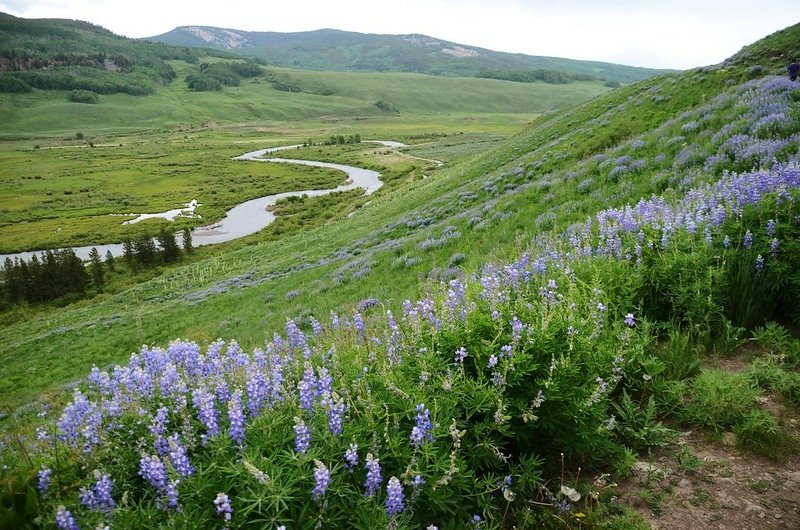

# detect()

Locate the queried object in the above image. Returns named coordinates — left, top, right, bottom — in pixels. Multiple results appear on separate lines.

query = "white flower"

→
left=560, top=485, right=581, bottom=502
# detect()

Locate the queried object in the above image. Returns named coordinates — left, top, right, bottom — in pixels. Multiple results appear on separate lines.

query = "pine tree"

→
left=182, top=227, right=194, bottom=254
left=88, top=247, right=104, bottom=292
left=158, top=228, right=181, bottom=263
left=105, top=250, right=115, bottom=272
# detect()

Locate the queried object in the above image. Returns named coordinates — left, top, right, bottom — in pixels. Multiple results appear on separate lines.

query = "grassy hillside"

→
left=1, top=20, right=800, bottom=530
left=149, top=26, right=671, bottom=82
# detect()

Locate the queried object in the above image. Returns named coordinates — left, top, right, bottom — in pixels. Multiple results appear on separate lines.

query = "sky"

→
left=1, top=0, right=798, bottom=69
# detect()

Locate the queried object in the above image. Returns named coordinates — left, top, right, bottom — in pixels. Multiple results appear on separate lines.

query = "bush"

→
left=0, top=74, right=32, bottom=93
left=66, top=89, right=99, bottom=103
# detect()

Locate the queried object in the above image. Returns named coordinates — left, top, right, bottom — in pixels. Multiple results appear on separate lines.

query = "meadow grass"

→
left=2, top=27, right=800, bottom=527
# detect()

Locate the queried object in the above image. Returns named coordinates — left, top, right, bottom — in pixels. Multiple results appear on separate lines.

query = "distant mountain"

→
left=147, top=26, right=672, bottom=83
left=0, top=12, right=237, bottom=95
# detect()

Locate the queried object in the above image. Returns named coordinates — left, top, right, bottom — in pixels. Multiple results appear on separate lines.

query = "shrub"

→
left=66, top=89, right=99, bottom=103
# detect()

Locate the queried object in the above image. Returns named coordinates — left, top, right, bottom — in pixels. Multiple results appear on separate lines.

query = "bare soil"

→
left=616, top=429, right=800, bottom=529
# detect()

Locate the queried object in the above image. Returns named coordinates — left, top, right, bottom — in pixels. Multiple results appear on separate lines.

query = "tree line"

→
left=476, top=68, right=597, bottom=85
left=1, top=228, right=193, bottom=307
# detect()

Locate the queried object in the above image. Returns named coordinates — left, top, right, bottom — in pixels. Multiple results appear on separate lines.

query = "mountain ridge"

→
left=147, top=25, right=672, bottom=82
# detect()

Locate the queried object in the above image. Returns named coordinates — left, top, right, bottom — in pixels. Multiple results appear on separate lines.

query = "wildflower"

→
left=562, top=484, right=581, bottom=500
left=214, top=492, right=233, bottom=522
left=487, top=355, right=498, bottom=368
left=344, top=443, right=358, bottom=472
left=191, top=387, right=219, bottom=443
left=624, top=313, right=635, bottom=327
left=37, top=467, right=52, bottom=496
left=312, top=460, right=330, bottom=501
left=385, top=476, right=404, bottom=516
left=165, top=479, right=180, bottom=509
left=243, top=461, right=270, bottom=484
left=755, top=254, right=765, bottom=273
left=471, top=514, right=484, bottom=527
left=766, top=219, right=776, bottom=236
left=364, top=453, right=382, bottom=497
left=743, top=230, right=753, bottom=249
left=92, top=473, right=116, bottom=512
left=723, top=235, right=731, bottom=248
left=293, top=417, right=310, bottom=454
left=139, top=453, right=168, bottom=492
left=325, top=393, right=346, bottom=436
left=167, top=434, right=194, bottom=478
left=410, top=404, right=434, bottom=448
left=454, top=347, right=468, bottom=364
left=227, top=391, right=246, bottom=447
left=770, top=238, right=780, bottom=255
left=55, top=506, right=78, bottom=530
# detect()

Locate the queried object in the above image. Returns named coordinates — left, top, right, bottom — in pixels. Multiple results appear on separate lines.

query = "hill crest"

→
left=147, top=25, right=671, bottom=82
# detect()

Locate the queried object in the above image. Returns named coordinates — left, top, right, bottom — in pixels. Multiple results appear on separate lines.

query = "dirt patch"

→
left=616, top=431, right=800, bottom=529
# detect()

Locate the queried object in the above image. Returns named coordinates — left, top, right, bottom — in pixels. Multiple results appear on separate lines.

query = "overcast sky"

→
left=1, top=0, right=798, bottom=69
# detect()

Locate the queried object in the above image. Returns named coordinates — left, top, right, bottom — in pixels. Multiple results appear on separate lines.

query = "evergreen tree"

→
left=182, top=227, right=193, bottom=254
left=105, top=250, right=115, bottom=272
left=158, top=228, right=181, bottom=263
left=123, top=237, right=137, bottom=271
left=134, top=236, right=157, bottom=266
left=88, top=247, right=104, bottom=291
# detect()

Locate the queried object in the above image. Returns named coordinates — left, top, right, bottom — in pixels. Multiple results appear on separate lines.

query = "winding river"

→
left=0, top=141, right=411, bottom=263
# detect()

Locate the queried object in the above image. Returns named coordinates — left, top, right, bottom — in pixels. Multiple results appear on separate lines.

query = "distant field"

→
left=0, top=60, right=607, bottom=138
left=0, top=133, right=439, bottom=253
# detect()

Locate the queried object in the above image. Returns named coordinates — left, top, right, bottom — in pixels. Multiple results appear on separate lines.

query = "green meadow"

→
left=2, top=17, right=800, bottom=529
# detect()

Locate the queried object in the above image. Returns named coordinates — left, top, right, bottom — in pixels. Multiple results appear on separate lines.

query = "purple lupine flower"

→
left=364, top=453, right=382, bottom=497
left=353, top=311, right=366, bottom=342
left=317, top=366, right=333, bottom=398
left=500, top=344, right=513, bottom=358
left=385, top=476, right=404, bottom=517
left=191, top=387, right=219, bottom=443
left=410, top=474, right=425, bottom=504
left=723, top=235, right=731, bottom=248
left=766, top=219, right=776, bottom=236
left=139, top=453, right=168, bottom=492
left=454, top=347, right=468, bottom=364
left=471, top=514, right=484, bottom=527
left=339, top=443, right=357, bottom=473
left=55, top=506, right=78, bottom=530
left=293, top=417, right=310, bottom=454
left=511, top=316, right=524, bottom=343
left=311, top=317, right=323, bottom=337
left=80, top=486, right=96, bottom=510
left=410, top=404, right=434, bottom=448
left=487, top=355, right=498, bottom=369
left=165, top=479, right=180, bottom=509
left=297, top=380, right=315, bottom=415
left=92, top=473, right=116, bottom=511
left=325, top=393, right=346, bottom=436
left=624, top=313, right=636, bottom=327
left=167, top=434, right=194, bottom=478
left=214, top=492, right=233, bottom=522
left=150, top=406, right=170, bottom=456
left=246, top=369, right=267, bottom=417
left=312, top=460, right=330, bottom=501
left=743, top=230, right=753, bottom=249
left=755, top=254, right=765, bottom=273
left=227, top=391, right=246, bottom=447
left=770, top=238, right=780, bottom=255
left=37, top=467, right=52, bottom=496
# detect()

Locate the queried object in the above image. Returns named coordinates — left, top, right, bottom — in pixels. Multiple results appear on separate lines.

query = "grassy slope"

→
left=0, top=64, right=732, bottom=410
left=0, top=22, right=797, bottom=414
left=0, top=62, right=606, bottom=138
